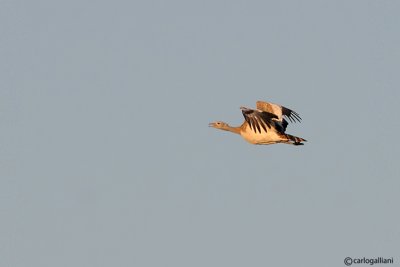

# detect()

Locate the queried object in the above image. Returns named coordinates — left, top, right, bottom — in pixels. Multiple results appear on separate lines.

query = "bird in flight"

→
left=209, top=101, right=306, bottom=145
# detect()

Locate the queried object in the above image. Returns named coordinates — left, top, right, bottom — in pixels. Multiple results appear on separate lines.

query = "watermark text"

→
left=344, top=257, right=394, bottom=266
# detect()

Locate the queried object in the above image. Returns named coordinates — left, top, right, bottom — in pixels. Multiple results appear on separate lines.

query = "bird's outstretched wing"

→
left=256, top=101, right=302, bottom=123
left=256, top=101, right=302, bottom=132
left=240, top=107, right=278, bottom=134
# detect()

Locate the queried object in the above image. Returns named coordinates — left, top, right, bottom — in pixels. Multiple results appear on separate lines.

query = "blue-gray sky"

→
left=1, top=1, right=399, bottom=266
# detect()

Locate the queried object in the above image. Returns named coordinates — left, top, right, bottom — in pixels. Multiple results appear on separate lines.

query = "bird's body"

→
left=240, top=123, right=283, bottom=145
left=209, top=101, right=306, bottom=146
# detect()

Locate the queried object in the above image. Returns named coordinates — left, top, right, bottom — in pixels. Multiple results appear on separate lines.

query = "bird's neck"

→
left=224, top=124, right=242, bottom=135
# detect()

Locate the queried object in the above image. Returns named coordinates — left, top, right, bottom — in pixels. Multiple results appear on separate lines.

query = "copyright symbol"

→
left=344, top=257, right=352, bottom=266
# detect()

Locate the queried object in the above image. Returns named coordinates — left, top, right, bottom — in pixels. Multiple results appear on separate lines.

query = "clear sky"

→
left=1, top=1, right=399, bottom=266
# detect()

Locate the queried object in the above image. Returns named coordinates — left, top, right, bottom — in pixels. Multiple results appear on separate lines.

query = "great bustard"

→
left=209, top=101, right=306, bottom=145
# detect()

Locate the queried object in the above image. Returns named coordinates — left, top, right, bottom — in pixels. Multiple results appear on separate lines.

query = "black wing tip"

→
left=282, top=107, right=302, bottom=123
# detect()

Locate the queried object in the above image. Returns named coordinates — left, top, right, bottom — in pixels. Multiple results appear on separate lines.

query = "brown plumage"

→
left=209, top=101, right=306, bottom=145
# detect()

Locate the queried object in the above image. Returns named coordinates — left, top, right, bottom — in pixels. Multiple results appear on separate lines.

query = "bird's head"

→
left=208, top=121, right=230, bottom=131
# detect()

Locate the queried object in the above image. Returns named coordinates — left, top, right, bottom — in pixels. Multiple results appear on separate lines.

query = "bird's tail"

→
left=282, top=134, right=307, bottom=145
